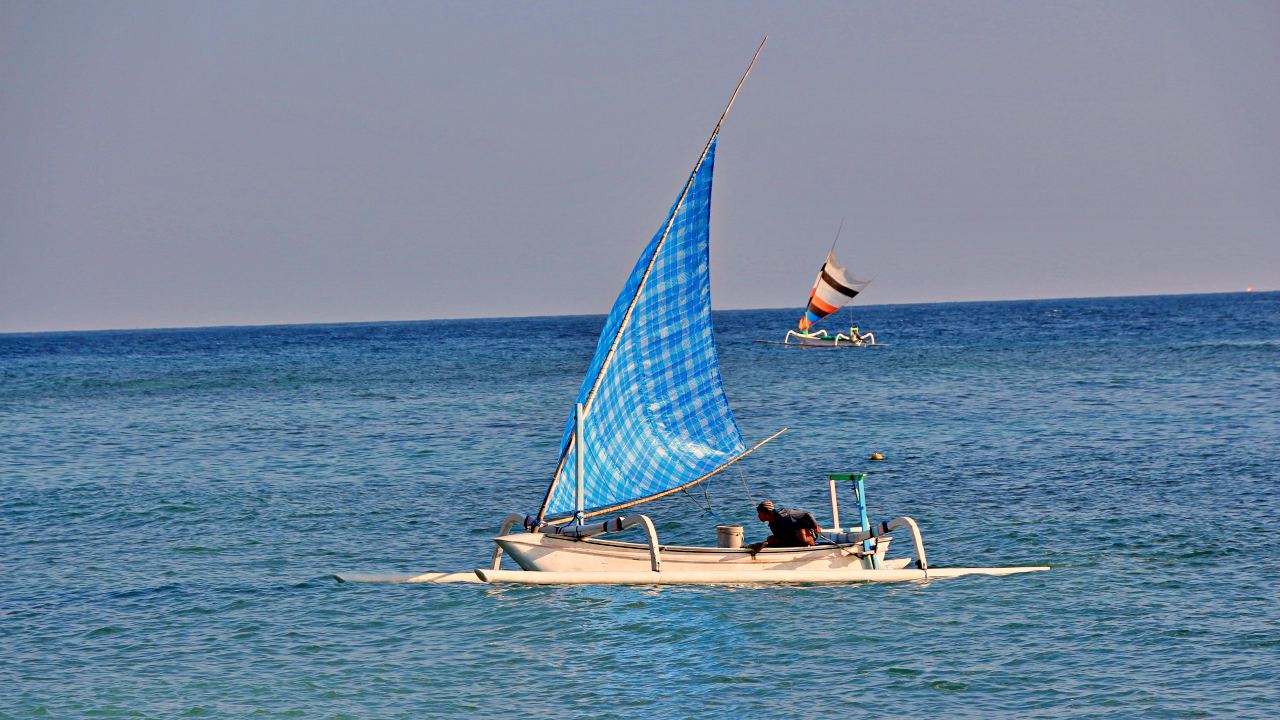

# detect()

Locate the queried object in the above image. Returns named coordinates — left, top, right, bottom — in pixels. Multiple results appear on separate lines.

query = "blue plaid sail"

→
left=540, top=139, right=746, bottom=520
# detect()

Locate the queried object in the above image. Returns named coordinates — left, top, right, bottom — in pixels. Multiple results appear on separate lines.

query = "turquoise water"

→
left=3, top=292, right=1277, bottom=718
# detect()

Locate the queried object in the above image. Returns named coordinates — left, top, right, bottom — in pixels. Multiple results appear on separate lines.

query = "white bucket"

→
left=716, top=525, right=744, bottom=548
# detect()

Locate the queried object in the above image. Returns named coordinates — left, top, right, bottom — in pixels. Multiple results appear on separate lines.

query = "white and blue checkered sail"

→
left=536, top=38, right=777, bottom=524
left=537, top=139, right=747, bottom=522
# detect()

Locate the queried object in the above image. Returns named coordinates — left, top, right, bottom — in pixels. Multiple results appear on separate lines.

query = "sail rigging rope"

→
left=735, top=465, right=755, bottom=509
left=680, top=485, right=719, bottom=518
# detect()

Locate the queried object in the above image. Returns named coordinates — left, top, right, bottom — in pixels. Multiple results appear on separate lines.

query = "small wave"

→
left=927, top=680, right=969, bottom=691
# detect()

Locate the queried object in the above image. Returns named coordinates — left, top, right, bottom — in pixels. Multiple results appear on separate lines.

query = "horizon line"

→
left=0, top=288, right=1271, bottom=337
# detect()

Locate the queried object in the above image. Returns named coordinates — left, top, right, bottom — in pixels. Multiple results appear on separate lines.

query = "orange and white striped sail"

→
left=797, top=252, right=870, bottom=331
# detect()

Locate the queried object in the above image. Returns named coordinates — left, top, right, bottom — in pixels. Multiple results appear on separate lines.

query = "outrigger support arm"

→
left=825, top=516, right=929, bottom=573
left=541, top=513, right=663, bottom=572
left=491, top=513, right=528, bottom=571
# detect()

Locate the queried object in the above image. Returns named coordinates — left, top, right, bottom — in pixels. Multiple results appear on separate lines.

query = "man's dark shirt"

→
left=768, top=508, right=818, bottom=547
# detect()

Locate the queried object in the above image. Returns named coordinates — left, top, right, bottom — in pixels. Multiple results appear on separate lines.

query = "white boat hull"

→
left=332, top=530, right=1050, bottom=585
left=493, top=532, right=892, bottom=573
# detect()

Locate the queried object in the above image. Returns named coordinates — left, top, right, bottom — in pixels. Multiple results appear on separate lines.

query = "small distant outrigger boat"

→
left=783, top=240, right=879, bottom=347
left=336, top=39, right=1046, bottom=586
left=784, top=324, right=877, bottom=348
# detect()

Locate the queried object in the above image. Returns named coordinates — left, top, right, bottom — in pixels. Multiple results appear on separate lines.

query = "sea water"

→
left=3, top=292, right=1277, bottom=718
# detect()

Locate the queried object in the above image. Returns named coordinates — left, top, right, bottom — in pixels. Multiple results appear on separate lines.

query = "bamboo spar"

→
left=574, top=402, right=585, bottom=524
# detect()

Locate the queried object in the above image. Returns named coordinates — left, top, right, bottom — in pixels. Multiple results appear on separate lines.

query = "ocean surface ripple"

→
left=3, top=292, right=1277, bottom=718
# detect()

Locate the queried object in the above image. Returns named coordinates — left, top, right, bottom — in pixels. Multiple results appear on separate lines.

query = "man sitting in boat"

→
left=849, top=326, right=875, bottom=346
left=754, top=500, right=821, bottom=548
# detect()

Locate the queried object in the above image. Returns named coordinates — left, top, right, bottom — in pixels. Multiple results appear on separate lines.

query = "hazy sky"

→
left=2, top=1, right=1277, bottom=333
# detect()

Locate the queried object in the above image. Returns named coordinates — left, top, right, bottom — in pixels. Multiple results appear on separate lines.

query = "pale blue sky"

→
left=2, top=1, right=1277, bottom=332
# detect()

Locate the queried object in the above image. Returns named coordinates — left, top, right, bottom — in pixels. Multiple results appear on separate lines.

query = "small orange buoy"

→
left=869, top=452, right=885, bottom=461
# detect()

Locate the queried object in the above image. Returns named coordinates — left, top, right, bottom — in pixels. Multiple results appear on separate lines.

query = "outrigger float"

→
left=336, top=39, right=1046, bottom=587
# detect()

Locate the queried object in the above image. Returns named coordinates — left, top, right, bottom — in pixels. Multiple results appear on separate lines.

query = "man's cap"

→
left=756, top=500, right=775, bottom=513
